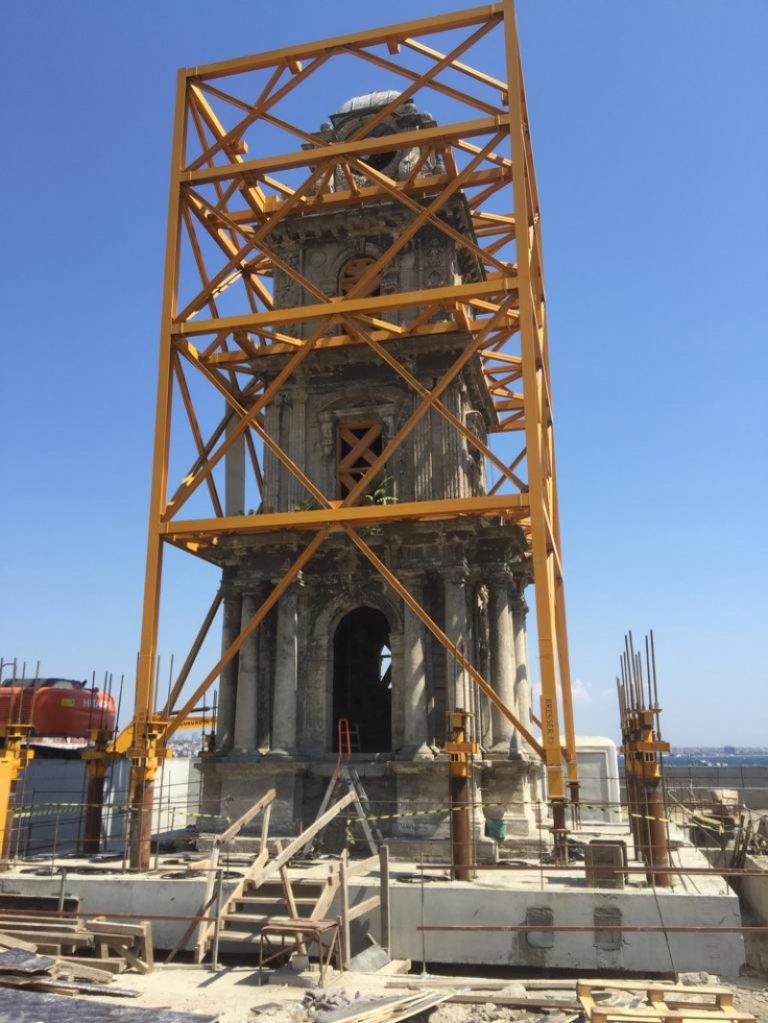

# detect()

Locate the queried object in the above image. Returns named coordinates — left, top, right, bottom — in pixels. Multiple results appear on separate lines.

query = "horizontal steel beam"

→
left=207, top=317, right=518, bottom=362
left=229, top=167, right=509, bottom=220
left=184, top=116, right=507, bottom=183
left=175, top=277, right=518, bottom=335
left=189, top=5, right=502, bottom=79
left=163, top=493, right=529, bottom=537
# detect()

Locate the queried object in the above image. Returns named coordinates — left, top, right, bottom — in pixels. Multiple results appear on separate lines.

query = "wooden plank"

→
left=0, top=932, right=37, bottom=953
left=102, top=941, right=151, bottom=976
left=317, top=990, right=453, bottom=1023
left=591, top=1013, right=754, bottom=1023
left=85, top=921, right=149, bottom=938
left=578, top=980, right=735, bottom=997
left=447, top=992, right=579, bottom=1010
left=58, top=955, right=126, bottom=975
left=345, top=854, right=379, bottom=878
left=218, top=788, right=276, bottom=844
left=387, top=976, right=577, bottom=989
left=373, top=959, right=411, bottom=975
left=347, top=895, right=381, bottom=923
left=0, top=931, right=92, bottom=948
left=310, top=864, right=341, bottom=921
left=54, top=959, right=114, bottom=984
left=0, top=920, right=81, bottom=931
left=276, top=841, right=306, bottom=956
left=250, top=791, right=356, bottom=889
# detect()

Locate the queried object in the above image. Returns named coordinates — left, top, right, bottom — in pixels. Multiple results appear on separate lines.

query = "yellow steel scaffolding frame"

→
left=127, top=0, right=579, bottom=868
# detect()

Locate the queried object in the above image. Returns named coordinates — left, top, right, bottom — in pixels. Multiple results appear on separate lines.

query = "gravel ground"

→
left=68, top=963, right=768, bottom=1022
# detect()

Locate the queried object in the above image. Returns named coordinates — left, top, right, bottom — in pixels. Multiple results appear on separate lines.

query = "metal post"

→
left=340, top=848, right=350, bottom=970
left=57, top=868, right=67, bottom=913
left=210, top=866, right=224, bottom=971
left=379, top=844, right=390, bottom=954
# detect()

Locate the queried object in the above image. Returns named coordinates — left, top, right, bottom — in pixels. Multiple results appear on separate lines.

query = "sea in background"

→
left=666, top=754, right=768, bottom=767
left=618, top=753, right=768, bottom=767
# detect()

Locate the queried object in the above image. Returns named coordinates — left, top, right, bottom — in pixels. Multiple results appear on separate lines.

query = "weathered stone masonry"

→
left=199, top=92, right=540, bottom=849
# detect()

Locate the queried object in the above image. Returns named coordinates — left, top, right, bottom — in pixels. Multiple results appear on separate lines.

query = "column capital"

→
left=510, top=579, right=529, bottom=617
left=443, top=565, right=471, bottom=587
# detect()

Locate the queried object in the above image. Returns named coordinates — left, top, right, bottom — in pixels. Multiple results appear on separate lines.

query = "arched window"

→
left=332, top=607, right=392, bottom=753
left=339, top=256, right=382, bottom=299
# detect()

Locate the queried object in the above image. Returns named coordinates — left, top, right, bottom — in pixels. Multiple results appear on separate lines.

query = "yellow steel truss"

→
left=127, top=0, right=578, bottom=868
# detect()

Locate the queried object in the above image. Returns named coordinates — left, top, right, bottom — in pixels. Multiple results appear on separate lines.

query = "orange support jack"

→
left=81, top=728, right=117, bottom=855
left=0, top=725, right=34, bottom=869
left=127, top=719, right=170, bottom=871
left=446, top=709, right=479, bottom=882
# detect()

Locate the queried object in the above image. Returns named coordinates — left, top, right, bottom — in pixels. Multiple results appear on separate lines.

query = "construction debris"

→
left=0, top=944, right=138, bottom=998
left=0, top=985, right=218, bottom=1022
left=302, top=988, right=452, bottom=1023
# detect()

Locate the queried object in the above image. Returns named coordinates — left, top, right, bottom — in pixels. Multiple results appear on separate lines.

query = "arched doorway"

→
left=332, top=607, right=391, bottom=753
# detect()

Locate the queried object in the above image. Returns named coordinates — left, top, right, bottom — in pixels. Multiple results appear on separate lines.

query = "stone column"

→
left=444, top=573, right=469, bottom=712
left=489, top=580, right=518, bottom=755
left=271, top=585, right=298, bottom=755
left=402, top=580, right=431, bottom=759
left=216, top=583, right=241, bottom=750
left=233, top=592, right=259, bottom=752
left=511, top=588, right=533, bottom=749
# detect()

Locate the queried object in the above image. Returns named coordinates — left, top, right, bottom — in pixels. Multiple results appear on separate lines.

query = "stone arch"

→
left=309, top=587, right=403, bottom=755
left=332, top=607, right=392, bottom=753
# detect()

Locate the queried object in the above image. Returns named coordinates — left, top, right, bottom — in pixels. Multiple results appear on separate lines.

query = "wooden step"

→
left=233, top=895, right=317, bottom=910
left=246, top=879, right=326, bottom=895
left=215, top=929, right=268, bottom=945
left=221, top=913, right=270, bottom=929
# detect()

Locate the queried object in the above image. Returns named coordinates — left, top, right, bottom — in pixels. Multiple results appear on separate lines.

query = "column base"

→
left=481, top=756, right=540, bottom=843
left=264, top=747, right=295, bottom=758
left=397, top=743, right=435, bottom=762
left=196, top=757, right=308, bottom=836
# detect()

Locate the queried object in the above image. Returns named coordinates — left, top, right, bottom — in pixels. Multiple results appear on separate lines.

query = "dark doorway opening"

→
left=332, top=607, right=392, bottom=753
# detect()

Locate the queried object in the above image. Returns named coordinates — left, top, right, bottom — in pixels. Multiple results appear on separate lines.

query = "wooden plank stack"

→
left=577, top=979, right=756, bottom=1023
left=0, top=941, right=138, bottom=999
left=0, top=909, right=154, bottom=974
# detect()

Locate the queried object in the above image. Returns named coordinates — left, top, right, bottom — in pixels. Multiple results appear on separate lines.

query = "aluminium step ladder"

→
left=302, top=718, right=382, bottom=856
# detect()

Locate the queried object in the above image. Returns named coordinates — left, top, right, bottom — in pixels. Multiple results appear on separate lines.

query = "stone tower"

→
left=200, top=92, right=540, bottom=849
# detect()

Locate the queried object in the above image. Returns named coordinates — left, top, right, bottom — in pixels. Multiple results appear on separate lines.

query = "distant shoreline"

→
left=620, top=753, right=768, bottom=767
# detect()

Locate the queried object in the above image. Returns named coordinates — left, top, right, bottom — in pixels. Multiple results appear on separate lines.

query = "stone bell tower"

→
left=200, top=92, right=540, bottom=849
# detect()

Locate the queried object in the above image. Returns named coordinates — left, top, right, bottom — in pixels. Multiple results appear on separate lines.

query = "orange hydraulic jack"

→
left=0, top=724, right=34, bottom=868
left=445, top=709, right=479, bottom=881
left=81, top=728, right=118, bottom=854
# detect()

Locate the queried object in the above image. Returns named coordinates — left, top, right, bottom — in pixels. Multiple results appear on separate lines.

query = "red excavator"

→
left=0, top=678, right=116, bottom=739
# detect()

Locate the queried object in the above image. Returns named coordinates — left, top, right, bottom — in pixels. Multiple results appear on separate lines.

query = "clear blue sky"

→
left=1, top=2, right=766, bottom=746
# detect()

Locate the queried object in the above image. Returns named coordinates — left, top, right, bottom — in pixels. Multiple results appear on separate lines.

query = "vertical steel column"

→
left=502, top=0, right=572, bottom=860
left=130, top=69, right=189, bottom=870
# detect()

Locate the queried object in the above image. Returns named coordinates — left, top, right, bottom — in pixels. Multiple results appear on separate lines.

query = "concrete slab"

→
left=0, top=822, right=744, bottom=976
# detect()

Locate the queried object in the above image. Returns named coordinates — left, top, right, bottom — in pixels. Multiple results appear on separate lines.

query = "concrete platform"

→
left=0, top=822, right=744, bottom=976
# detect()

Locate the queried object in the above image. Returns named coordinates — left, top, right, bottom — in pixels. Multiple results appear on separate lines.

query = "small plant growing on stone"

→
left=362, top=471, right=397, bottom=505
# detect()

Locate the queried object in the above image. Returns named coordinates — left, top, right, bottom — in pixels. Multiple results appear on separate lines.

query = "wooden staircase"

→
left=217, top=871, right=339, bottom=949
